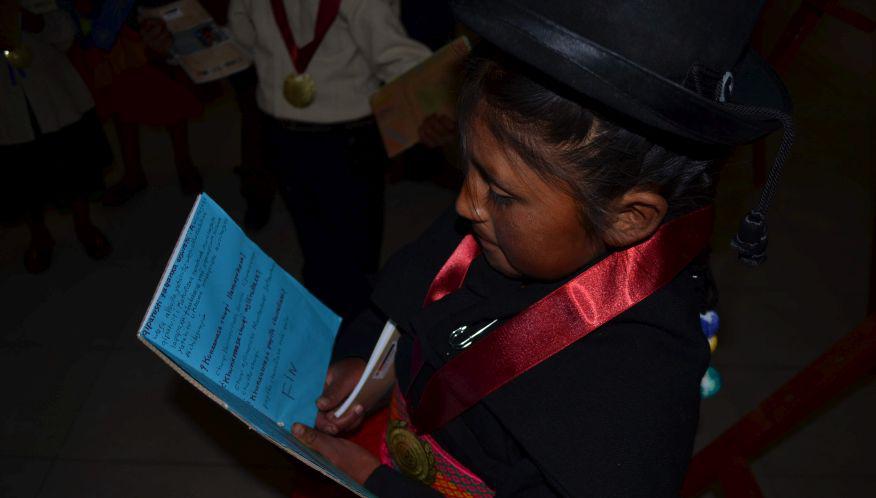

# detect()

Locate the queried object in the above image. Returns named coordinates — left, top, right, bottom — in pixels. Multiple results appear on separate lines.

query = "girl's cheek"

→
left=493, top=217, right=526, bottom=262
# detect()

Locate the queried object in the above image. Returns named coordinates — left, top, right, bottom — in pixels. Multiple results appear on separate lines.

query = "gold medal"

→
left=271, top=0, right=340, bottom=109
left=283, top=73, right=316, bottom=108
left=4, top=45, right=33, bottom=69
left=387, top=420, right=436, bottom=485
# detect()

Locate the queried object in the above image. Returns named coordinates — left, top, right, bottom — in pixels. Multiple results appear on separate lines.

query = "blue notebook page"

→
left=137, top=194, right=372, bottom=497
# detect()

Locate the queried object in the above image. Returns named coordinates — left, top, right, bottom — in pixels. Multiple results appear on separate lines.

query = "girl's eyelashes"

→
left=487, top=187, right=514, bottom=207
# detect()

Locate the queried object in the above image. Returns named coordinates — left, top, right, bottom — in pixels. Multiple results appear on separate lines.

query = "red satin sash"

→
left=270, top=0, right=341, bottom=74
left=410, top=207, right=714, bottom=434
left=423, top=234, right=482, bottom=307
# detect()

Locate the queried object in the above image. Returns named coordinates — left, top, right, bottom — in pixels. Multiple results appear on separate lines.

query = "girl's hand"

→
left=418, top=114, right=457, bottom=148
left=293, top=423, right=380, bottom=485
left=139, top=17, right=173, bottom=57
left=315, top=358, right=366, bottom=435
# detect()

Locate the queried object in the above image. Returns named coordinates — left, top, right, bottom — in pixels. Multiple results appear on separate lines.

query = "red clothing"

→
left=69, top=25, right=203, bottom=125
left=289, top=409, right=388, bottom=498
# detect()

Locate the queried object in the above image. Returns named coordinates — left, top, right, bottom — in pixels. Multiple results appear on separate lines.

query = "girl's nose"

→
left=455, top=173, right=483, bottom=223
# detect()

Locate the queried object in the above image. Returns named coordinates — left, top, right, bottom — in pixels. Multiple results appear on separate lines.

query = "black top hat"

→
left=452, top=0, right=796, bottom=265
left=451, top=0, right=790, bottom=147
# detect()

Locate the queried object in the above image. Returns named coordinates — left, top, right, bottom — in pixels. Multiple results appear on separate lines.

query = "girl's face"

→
left=455, top=116, right=604, bottom=281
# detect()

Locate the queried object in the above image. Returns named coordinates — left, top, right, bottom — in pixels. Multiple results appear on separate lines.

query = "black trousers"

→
left=263, top=113, right=386, bottom=318
left=1, top=109, right=110, bottom=223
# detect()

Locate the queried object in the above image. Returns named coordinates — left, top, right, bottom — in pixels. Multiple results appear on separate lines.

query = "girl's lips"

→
left=474, top=232, right=498, bottom=248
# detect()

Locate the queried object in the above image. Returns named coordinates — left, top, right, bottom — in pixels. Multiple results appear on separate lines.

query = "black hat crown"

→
left=452, top=0, right=791, bottom=146
left=539, top=1, right=760, bottom=85
left=452, top=0, right=795, bottom=265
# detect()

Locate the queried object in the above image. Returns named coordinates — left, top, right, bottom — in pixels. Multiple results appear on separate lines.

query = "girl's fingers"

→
left=314, top=408, right=353, bottom=432
left=421, top=121, right=443, bottom=147
left=317, top=375, right=342, bottom=409
left=293, top=423, right=322, bottom=448
left=317, top=362, right=360, bottom=409
left=294, top=423, right=341, bottom=459
left=316, top=396, right=332, bottom=410
left=316, top=386, right=343, bottom=410
left=419, top=114, right=457, bottom=147
left=315, top=411, right=333, bottom=432
left=331, top=404, right=364, bottom=429
left=316, top=403, right=363, bottom=434
left=316, top=358, right=366, bottom=412
left=292, top=423, right=380, bottom=484
left=141, top=19, right=160, bottom=33
left=438, top=115, right=457, bottom=131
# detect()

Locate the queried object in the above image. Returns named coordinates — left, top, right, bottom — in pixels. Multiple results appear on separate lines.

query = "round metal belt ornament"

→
left=283, top=73, right=316, bottom=108
left=387, top=420, right=436, bottom=485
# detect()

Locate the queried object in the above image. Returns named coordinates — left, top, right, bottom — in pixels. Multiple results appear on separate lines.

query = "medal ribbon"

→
left=410, top=207, right=714, bottom=434
left=270, top=0, right=341, bottom=75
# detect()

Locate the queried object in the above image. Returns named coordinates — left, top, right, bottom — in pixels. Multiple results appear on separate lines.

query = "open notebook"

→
left=137, top=194, right=374, bottom=497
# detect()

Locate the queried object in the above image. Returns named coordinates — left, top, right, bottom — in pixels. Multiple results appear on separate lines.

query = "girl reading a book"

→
left=290, top=1, right=793, bottom=496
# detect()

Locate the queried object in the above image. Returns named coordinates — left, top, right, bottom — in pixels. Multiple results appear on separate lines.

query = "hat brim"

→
left=452, top=0, right=791, bottom=146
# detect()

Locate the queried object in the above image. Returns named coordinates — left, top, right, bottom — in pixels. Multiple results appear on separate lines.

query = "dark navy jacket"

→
left=334, top=210, right=710, bottom=497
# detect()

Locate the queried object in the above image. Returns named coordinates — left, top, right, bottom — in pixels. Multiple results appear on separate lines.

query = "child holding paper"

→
left=1, top=6, right=113, bottom=272
left=66, top=0, right=206, bottom=205
left=291, top=0, right=794, bottom=496
left=228, top=0, right=431, bottom=318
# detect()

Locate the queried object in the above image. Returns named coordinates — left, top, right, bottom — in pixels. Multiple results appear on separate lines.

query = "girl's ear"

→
left=602, top=189, right=668, bottom=248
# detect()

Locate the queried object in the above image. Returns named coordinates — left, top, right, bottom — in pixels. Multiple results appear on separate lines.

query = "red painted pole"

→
left=682, top=315, right=876, bottom=497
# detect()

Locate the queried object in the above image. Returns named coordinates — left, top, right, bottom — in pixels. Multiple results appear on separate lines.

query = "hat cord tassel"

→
left=724, top=104, right=796, bottom=266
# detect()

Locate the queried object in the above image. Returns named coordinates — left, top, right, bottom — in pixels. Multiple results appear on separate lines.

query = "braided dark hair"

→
left=458, top=47, right=726, bottom=234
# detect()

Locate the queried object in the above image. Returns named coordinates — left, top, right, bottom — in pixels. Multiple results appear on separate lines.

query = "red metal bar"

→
left=869, top=212, right=876, bottom=314
left=751, top=0, right=873, bottom=186
left=823, top=4, right=876, bottom=32
left=682, top=314, right=876, bottom=497
left=768, top=1, right=833, bottom=75
left=717, top=458, right=767, bottom=498
left=767, top=0, right=874, bottom=74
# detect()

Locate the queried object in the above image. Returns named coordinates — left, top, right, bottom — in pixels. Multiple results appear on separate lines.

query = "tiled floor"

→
left=1, top=5, right=873, bottom=497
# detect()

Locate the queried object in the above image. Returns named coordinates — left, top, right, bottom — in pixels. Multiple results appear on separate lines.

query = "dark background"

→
left=1, top=0, right=874, bottom=496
